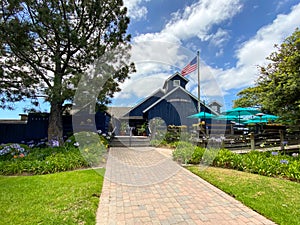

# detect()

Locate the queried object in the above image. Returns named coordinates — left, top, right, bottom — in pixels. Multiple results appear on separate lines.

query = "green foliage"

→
left=173, top=144, right=300, bottom=181
left=234, top=28, right=300, bottom=124
left=212, top=149, right=300, bottom=181
left=0, top=0, right=135, bottom=140
left=150, top=139, right=167, bottom=147
left=189, top=146, right=206, bottom=164
left=172, top=141, right=196, bottom=164
left=233, top=86, right=262, bottom=108
left=0, top=146, right=89, bottom=175
left=74, top=131, right=108, bottom=167
left=0, top=132, right=110, bottom=175
left=0, top=143, right=29, bottom=160
left=150, top=125, right=190, bottom=147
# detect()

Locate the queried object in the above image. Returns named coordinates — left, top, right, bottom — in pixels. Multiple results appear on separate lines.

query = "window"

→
left=173, top=80, right=180, bottom=86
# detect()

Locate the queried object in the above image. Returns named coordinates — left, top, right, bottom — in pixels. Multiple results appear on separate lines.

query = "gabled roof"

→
left=123, top=88, right=165, bottom=117
left=162, top=72, right=189, bottom=90
left=208, top=100, right=223, bottom=107
left=142, top=86, right=219, bottom=115
left=107, top=107, right=132, bottom=119
left=143, top=86, right=195, bottom=113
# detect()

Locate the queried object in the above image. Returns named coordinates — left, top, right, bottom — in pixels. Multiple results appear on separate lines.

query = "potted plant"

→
left=120, top=121, right=128, bottom=136
left=138, top=123, right=147, bottom=136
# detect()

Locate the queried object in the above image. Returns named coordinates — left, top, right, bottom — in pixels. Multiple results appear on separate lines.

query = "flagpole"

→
left=197, top=51, right=200, bottom=114
left=197, top=51, right=201, bottom=129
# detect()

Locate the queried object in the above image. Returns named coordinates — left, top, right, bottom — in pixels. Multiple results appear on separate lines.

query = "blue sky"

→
left=1, top=0, right=300, bottom=119
left=111, top=0, right=300, bottom=109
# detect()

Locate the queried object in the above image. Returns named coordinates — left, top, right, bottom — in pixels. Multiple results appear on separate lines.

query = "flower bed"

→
left=0, top=131, right=109, bottom=175
left=172, top=142, right=300, bottom=181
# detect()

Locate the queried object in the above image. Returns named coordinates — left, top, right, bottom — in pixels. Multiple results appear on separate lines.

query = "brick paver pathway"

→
left=96, top=147, right=276, bottom=225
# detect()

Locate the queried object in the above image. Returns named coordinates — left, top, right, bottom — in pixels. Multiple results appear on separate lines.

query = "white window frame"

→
left=173, top=80, right=180, bottom=86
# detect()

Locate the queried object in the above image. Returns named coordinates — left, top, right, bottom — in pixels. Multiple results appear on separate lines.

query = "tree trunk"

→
left=48, top=101, right=64, bottom=145
left=48, top=59, right=64, bottom=145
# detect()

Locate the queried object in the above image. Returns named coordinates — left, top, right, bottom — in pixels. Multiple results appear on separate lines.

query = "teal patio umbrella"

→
left=224, top=107, right=260, bottom=116
left=244, top=118, right=268, bottom=124
left=224, top=107, right=261, bottom=125
left=215, top=115, right=238, bottom=121
left=254, top=114, right=279, bottom=121
left=187, top=112, right=216, bottom=119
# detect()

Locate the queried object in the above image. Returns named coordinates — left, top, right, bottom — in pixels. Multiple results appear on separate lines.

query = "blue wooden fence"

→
left=0, top=112, right=110, bottom=144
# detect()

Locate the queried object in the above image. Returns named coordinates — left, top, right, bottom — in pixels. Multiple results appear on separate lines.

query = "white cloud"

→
left=116, top=1, right=300, bottom=106
left=114, top=73, right=167, bottom=100
left=131, top=0, right=244, bottom=76
left=123, top=0, right=149, bottom=20
left=162, top=0, right=242, bottom=42
left=133, top=0, right=242, bottom=45
left=117, top=0, right=244, bottom=103
left=209, top=28, right=230, bottom=47
left=218, top=2, right=300, bottom=91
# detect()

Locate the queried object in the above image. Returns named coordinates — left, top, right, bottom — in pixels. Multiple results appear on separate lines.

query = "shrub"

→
left=189, top=147, right=205, bottom=164
left=73, top=131, right=108, bottom=167
left=172, top=141, right=196, bottom=164
left=0, top=131, right=110, bottom=175
left=0, top=146, right=89, bottom=175
left=0, top=143, right=29, bottom=161
left=172, top=145, right=300, bottom=182
left=211, top=149, right=300, bottom=181
left=150, top=139, right=160, bottom=147
left=287, top=160, right=300, bottom=181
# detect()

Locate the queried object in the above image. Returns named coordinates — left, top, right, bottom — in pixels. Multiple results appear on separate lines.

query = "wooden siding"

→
left=146, top=88, right=206, bottom=127
left=163, top=73, right=188, bottom=92
left=126, top=91, right=165, bottom=117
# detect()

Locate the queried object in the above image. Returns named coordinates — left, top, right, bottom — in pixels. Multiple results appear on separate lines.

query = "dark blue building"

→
left=122, top=72, right=218, bottom=133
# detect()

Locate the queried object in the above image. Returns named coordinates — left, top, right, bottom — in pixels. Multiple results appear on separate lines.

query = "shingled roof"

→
left=106, top=107, right=132, bottom=119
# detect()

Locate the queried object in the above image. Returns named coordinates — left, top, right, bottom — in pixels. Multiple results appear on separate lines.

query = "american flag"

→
left=181, top=56, right=197, bottom=76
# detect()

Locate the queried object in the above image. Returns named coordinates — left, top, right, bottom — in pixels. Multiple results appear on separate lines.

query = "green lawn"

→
left=188, top=166, right=300, bottom=225
left=0, top=169, right=105, bottom=225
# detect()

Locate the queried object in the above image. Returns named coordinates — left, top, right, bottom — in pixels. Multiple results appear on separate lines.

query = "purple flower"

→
left=271, top=151, right=278, bottom=156
left=50, top=140, right=59, bottom=147
left=280, top=159, right=289, bottom=164
left=11, top=144, right=20, bottom=149
left=36, top=142, right=45, bottom=146
left=0, top=143, right=28, bottom=158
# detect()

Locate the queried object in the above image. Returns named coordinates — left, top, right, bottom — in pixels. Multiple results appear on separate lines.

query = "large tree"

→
left=234, top=28, right=300, bottom=124
left=0, top=0, right=135, bottom=143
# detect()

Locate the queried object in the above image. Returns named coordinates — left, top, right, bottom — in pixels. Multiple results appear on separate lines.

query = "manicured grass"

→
left=188, top=166, right=300, bottom=225
left=0, top=169, right=105, bottom=225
